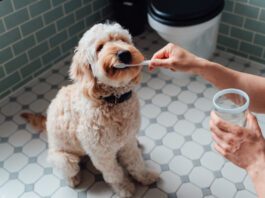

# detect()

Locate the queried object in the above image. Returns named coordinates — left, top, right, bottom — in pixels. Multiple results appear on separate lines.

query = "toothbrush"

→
left=114, top=60, right=151, bottom=69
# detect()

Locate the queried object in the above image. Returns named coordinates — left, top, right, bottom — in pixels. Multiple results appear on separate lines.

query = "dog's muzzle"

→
left=117, top=50, right=132, bottom=64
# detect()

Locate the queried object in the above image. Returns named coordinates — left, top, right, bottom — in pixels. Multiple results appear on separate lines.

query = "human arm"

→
left=210, top=111, right=265, bottom=197
left=149, top=43, right=265, bottom=113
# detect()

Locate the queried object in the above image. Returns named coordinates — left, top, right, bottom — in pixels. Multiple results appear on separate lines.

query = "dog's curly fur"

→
left=22, top=23, right=159, bottom=197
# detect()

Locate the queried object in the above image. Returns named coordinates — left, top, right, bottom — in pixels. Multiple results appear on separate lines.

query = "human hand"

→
left=210, top=111, right=265, bottom=173
left=149, top=43, right=205, bottom=73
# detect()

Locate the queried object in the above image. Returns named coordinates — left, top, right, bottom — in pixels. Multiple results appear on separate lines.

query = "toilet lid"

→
left=149, top=0, right=225, bottom=26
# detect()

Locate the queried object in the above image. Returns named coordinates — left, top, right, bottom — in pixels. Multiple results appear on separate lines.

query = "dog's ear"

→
left=69, top=47, right=98, bottom=100
left=69, top=47, right=94, bottom=82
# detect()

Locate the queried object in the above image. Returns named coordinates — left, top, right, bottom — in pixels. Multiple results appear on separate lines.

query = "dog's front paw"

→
left=138, top=170, right=160, bottom=186
left=112, top=178, right=135, bottom=198
left=68, top=173, right=81, bottom=188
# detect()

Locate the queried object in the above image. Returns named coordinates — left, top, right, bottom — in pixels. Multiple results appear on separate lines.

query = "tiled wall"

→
left=0, top=0, right=111, bottom=100
left=218, top=0, right=265, bottom=65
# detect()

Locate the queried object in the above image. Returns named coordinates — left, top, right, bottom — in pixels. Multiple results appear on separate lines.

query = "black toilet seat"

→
left=148, top=0, right=225, bottom=26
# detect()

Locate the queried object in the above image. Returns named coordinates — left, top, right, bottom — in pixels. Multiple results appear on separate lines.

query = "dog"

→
left=22, top=23, right=159, bottom=197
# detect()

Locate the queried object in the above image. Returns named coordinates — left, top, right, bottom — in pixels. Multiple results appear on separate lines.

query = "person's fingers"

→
left=212, top=133, right=233, bottom=152
left=151, top=43, right=176, bottom=59
left=149, top=59, right=174, bottom=70
left=210, top=121, right=237, bottom=145
left=214, top=143, right=228, bottom=157
left=210, top=111, right=231, bottom=132
left=210, top=111, right=244, bottom=137
left=246, top=112, right=261, bottom=131
left=151, top=46, right=169, bottom=60
left=214, top=143, right=235, bottom=162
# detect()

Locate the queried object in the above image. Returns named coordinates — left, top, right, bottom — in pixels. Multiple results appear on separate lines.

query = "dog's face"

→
left=70, top=23, right=144, bottom=89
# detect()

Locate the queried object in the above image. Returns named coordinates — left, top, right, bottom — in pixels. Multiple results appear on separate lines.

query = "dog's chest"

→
left=76, top=94, right=140, bottom=148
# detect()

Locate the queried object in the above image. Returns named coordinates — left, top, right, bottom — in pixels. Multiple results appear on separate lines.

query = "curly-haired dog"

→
left=22, top=23, right=159, bottom=197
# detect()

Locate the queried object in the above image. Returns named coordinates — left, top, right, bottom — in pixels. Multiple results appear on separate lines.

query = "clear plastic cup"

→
left=213, top=88, right=250, bottom=127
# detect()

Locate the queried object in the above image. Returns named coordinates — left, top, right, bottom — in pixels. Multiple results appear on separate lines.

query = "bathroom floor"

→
left=1, top=29, right=265, bottom=198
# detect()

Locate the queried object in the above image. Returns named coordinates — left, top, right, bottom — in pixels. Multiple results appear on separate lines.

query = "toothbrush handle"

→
left=140, top=60, right=151, bottom=66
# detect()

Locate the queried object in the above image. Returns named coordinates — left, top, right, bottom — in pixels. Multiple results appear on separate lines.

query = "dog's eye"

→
left=96, top=44, right=104, bottom=52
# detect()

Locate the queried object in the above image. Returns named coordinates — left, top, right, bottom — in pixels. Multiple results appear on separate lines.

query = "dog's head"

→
left=69, top=23, right=144, bottom=98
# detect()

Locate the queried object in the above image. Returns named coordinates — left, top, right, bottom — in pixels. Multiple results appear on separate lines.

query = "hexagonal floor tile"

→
left=147, top=78, right=165, bottom=90
left=168, top=101, right=188, bottom=115
left=46, top=73, right=64, bottom=85
left=174, top=120, right=195, bottom=136
left=201, top=151, right=225, bottom=171
left=221, top=162, right=247, bottom=183
left=181, top=142, right=204, bottom=160
left=194, top=98, right=213, bottom=111
left=243, top=175, right=256, bottom=194
left=23, top=139, right=46, bottom=157
left=0, top=121, right=17, bottom=137
left=0, top=168, right=9, bottom=186
left=178, top=91, right=197, bottom=104
left=172, top=76, right=191, bottom=87
left=162, top=133, right=184, bottom=150
left=37, top=150, right=50, bottom=168
left=203, top=87, right=217, bottom=99
left=20, top=192, right=41, bottom=198
left=44, top=89, right=58, bottom=101
left=157, top=171, right=181, bottom=193
left=4, top=153, right=28, bottom=172
left=169, top=156, right=193, bottom=175
left=35, top=175, right=60, bottom=197
left=19, top=164, right=43, bottom=184
left=141, top=104, right=161, bottom=119
left=1, top=102, right=21, bottom=116
left=9, top=129, right=31, bottom=147
left=0, top=180, right=24, bottom=198
left=140, top=116, right=150, bottom=131
left=157, top=112, right=177, bottom=127
left=29, top=99, right=49, bottom=113
left=192, top=128, right=212, bottom=145
left=32, top=82, right=51, bottom=95
left=17, top=92, right=37, bottom=105
left=235, top=190, right=256, bottom=198
left=145, top=124, right=166, bottom=140
left=177, top=183, right=203, bottom=198
left=138, top=87, right=155, bottom=100
left=52, top=186, right=78, bottom=198
left=0, top=143, right=14, bottom=161
left=150, top=146, right=173, bottom=165
left=211, top=178, right=237, bottom=198
left=152, top=94, right=171, bottom=107
left=189, top=167, right=214, bottom=188
left=188, top=81, right=206, bottom=93
left=184, top=108, right=205, bottom=123
left=162, top=84, right=181, bottom=97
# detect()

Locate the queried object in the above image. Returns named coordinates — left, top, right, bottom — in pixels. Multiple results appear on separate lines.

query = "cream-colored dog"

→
left=22, top=23, right=159, bottom=197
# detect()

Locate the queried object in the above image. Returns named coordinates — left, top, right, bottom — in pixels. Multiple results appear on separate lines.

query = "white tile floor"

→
left=1, top=29, right=265, bottom=198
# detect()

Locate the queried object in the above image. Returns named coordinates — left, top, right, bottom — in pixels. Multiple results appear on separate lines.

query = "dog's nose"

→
left=117, top=50, right=132, bottom=64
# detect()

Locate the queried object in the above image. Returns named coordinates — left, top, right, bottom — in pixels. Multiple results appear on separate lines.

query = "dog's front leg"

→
left=118, top=139, right=159, bottom=185
left=89, top=152, right=135, bottom=198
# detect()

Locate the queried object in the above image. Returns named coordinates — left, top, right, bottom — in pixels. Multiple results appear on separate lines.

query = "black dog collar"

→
left=102, top=91, right=132, bottom=104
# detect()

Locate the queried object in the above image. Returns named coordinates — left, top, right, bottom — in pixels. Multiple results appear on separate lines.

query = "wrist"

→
left=192, top=57, right=209, bottom=75
left=247, top=149, right=265, bottom=179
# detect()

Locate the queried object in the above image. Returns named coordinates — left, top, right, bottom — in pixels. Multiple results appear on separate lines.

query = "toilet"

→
left=148, top=0, right=225, bottom=77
